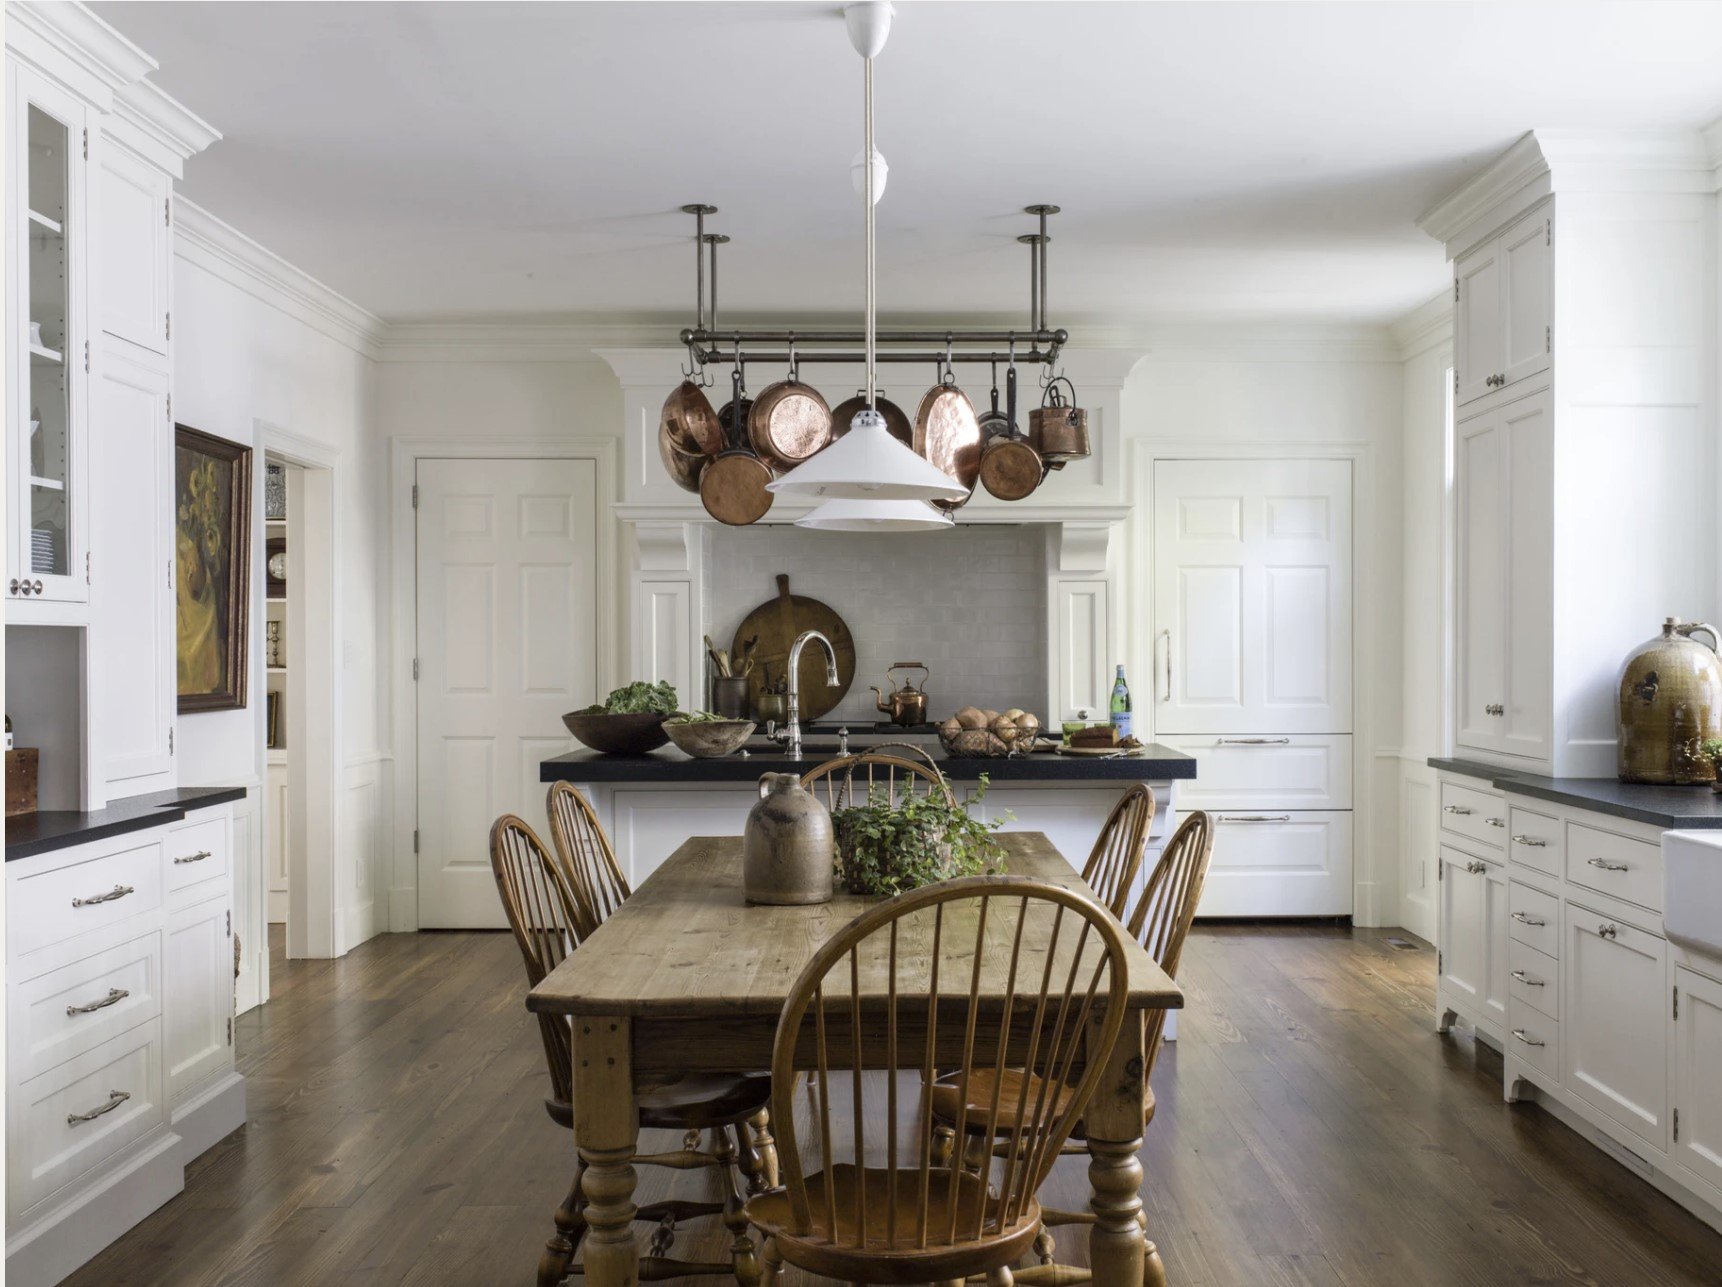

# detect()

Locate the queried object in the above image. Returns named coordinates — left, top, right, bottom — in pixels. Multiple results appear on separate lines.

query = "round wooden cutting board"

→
left=733, top=573, right=856, bottom=722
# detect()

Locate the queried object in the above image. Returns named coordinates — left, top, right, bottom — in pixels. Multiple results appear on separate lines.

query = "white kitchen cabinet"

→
left=607, top=787, right=756, bottom=887
left=1673, top=965, right=1722, bottom=1197
left=164, top=893, right=231, bottom=1102
left=266, top=758, right=289, bottom=923
left=1200, top=811, right=1353, bottom=919
left=94, top=137, right=169, bottom=356
left=1454, top=389, right=1552, bottom=762
left=90, top=347, right=173, bottom=793
left=1155, top=735, right=1350, bottom=811
left=1565, top=904, right=1668, bottom=1152
left=1455, top=205, right=1551, bottom=407
left=6, top=60, right=92, bottom=614
left=1437, top=845, right=1509, bottom=1038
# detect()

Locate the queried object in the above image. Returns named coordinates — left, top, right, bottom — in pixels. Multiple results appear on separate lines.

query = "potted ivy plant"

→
left=831, top=775, right=1009, bottom=897
left=1703, top=738, right=1722, bottom=792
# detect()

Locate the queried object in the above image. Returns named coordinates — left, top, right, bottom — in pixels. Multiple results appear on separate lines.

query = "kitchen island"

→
left=541, top=740, right=1197, bottom=892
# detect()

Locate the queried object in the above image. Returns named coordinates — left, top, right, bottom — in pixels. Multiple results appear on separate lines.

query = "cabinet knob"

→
left=7, top=579, right=17, bottom=595
left=33, top=579, right=43, bottom=595
left=1465, top=860, right=1487, bottom=875
left=1485, top=703, right=1505, bottom=717
left=1597, top=922, right=1618, bottom=939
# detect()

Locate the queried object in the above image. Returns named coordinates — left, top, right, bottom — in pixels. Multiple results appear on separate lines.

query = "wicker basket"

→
left=937, top=725, right=1037, bottom=759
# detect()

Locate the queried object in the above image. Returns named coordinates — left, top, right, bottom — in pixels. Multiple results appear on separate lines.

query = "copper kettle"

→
left=1617, top=617, right=1722, bottom=784
left=871, top=662, right=930, bottom=726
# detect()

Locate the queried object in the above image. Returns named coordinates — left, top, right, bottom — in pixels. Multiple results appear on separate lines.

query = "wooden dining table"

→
left=528, top=832, right=1183, bottom=1286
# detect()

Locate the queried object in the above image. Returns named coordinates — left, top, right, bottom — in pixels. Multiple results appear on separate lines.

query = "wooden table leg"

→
left=1086, top=1007, right=1162, bottom=1286
left=574, top=1015, right=640, bottom=1287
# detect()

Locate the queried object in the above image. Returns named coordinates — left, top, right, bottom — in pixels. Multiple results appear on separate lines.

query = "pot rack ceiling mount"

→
left=675, top=203, right=1069, bottom=371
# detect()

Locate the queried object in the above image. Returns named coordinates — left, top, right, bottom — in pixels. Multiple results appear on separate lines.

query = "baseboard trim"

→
left=171, top=1068, right=247, bottom=1163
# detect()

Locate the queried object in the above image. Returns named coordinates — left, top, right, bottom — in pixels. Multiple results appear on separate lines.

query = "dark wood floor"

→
left=61, top=922, right=1722, bottom=1286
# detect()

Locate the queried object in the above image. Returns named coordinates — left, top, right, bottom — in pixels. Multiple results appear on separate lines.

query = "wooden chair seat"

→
left=544, top=1071, right=771, bottom=1133
left=744, top=1165, right=1041, bottom=1283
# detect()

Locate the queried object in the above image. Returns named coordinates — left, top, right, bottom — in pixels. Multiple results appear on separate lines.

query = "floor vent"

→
left=1384, top=936, right=1421, bottom=951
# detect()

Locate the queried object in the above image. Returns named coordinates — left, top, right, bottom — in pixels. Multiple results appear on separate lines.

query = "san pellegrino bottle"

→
left=1110, top=665, right=1132, bottom=739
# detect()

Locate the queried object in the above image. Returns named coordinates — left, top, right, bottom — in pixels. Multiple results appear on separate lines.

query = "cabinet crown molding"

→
left=109, top=78, right=221, bottom=178
left=1420, top=129, right=1719, bottom=255
left=5, top=0, right=156, bottom=106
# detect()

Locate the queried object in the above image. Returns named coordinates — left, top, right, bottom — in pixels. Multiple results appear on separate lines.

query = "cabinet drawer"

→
left=1154, top=735, right=1351, bottom=810
left=1506, top=804, right=1562, bottom=877
left=1507, top=938, right=1559, bottom=1020
left=1506, top=1008, right=1560, bottom=1081
left=1567, top=823, right=1662, bottom=913
left=10, top=837, right=165, bottom=961
left=1508, top=881, right=1560, bottom=957
left=15, top=931, right=161, bottom=1081
left=8, top=1020, right=165, bottom=1214
left=1440, top=781, right=1507, bottom=850
left=165, top=815, right=227, bottom=896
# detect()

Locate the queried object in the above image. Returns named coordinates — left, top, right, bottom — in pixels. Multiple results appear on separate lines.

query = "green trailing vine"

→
left=832, top=774, right=1010, bottom=897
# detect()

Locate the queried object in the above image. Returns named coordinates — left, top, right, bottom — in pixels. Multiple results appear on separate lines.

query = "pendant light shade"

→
left=766, top=408, right=967, bottom=502
left=795, top=496, right=953, bottom=532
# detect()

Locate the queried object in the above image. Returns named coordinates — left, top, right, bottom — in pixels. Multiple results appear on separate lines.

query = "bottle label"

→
left=1111, top=712, right=1132, bottom=738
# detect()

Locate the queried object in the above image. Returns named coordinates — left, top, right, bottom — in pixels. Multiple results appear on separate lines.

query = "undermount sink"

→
left=1663, top=830, right=1722, bottom=959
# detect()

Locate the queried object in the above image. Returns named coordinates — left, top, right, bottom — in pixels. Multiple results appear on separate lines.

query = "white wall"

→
left=703, top=523, right=1049, bottom=724
left=173, top=200, right=389, bottom=964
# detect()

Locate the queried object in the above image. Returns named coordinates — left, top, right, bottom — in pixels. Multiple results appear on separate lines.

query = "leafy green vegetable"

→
left=665, top=710, right=745, bottom=725
left=1704, top=738, right=1722, bottom=766
left=832, top=774, right=1009, bottom=898
left=577, top=681, right=679, bottom=716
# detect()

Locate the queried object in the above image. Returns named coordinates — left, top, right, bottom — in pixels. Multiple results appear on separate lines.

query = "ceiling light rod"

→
left=676, top=202, right=1066, bottom=368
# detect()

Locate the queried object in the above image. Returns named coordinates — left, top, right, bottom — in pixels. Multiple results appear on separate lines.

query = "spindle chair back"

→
left=1126, top=809, right=1215, bottom=1066
left=546, top=780, right=630, bottom=938
left=1080, top=783, right=1155, bottom=918
left=800, top=749, right=955, bottom=812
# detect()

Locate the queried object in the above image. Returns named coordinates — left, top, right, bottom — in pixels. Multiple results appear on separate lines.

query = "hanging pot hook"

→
left=787, top=333, right=798, bottom=384
left=943, top=334, right=956, bottom=386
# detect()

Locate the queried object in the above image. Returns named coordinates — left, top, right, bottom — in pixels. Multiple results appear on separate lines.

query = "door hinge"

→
left=82, top=127, right=88, bottom=160
left=1545, top=219, right=1551, bottom=247
left=1674, top=985, right=1679, bottom=1020
left=167, top=557, right=173, bottom=589
left=1452, top=369, right=1459, bottom=397
left=165, top=311, right=171, bottom=340
left=167, top=727, right=174, bottom=755
left=1438, top=859, right=1444, bottom=882
left=226, top=909, right=231, bottom=937
left=1674, top=1108, right=1680, bottom=1142
left=86, top=551, right=91, bottom=585
left=412, top=657, right=419, bottom=681
left=1545, top=324, right=1550, bottom=353
left=84, top=340, right=90, bottom=374
left=411, top=483, right=420, bottom=509
left=166, top=393, right=171, bottom=421
left=226, top=1016, right=232, bottom=1046
left=1437, top=950, right=1443, bottom=973
left=165, top=197, right=171, bottom=227
left=413, top=829, right=420, bottom=854
left=1453, top=279, right=1460, bottom=303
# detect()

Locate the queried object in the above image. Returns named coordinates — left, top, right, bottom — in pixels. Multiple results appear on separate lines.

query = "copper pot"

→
left=659, top=379, right=722, bottom=494
left=1028, top=376, right=1090, bottom=468
left=913, top=378, right=981, bottom=512
left=1617, top=617, right=1722, bottom=784
left=748, top=374, right=831, bottom=471
left=700, top=383, right=773, bottom=526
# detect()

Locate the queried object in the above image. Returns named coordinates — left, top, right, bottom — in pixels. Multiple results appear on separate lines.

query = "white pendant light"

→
left=768, top=2, right=965, bottom=507
left=796, top=495, right=954, bottom=532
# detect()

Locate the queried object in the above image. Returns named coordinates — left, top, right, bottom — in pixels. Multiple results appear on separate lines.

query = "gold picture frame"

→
left=175, top=425, right=252, bottom=713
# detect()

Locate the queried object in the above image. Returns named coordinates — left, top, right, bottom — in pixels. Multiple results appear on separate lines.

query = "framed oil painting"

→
left=176, top=425, right=252, bottom=712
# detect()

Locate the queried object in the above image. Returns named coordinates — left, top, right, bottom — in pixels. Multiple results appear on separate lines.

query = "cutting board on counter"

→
left=733, top=574, right=856, bottom=722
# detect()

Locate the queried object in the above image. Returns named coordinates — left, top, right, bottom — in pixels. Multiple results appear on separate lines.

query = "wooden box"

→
left=6, top=747, right=39, bottom=816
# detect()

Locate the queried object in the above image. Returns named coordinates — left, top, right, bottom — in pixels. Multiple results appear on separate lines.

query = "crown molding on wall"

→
left=4, top=0, right=155, bottom=107
left=1388, top=291, right=1453, bottom=362
left=173, top=198, right=387, bottom=360
left=108, top=78, right=221, bottom=179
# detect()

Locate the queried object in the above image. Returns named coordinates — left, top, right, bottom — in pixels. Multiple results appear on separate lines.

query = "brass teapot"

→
left=1617, top=617, right=1722, bottom=784
left=871, top=662, right=930, bottom=727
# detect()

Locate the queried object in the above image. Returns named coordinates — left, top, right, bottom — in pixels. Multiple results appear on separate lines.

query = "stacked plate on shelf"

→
left=30, top=525, right=57, bottom=573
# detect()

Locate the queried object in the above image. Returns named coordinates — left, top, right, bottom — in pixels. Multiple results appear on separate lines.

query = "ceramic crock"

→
left=743, top=773, right=834, bottom=905
left=1617, top=617, right=1722, bottom=784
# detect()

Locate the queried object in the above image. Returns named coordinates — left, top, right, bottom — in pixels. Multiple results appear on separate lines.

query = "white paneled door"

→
left=416, top=458, right=599, bottom=928
left=1153, top=459, right=1352, bottom=736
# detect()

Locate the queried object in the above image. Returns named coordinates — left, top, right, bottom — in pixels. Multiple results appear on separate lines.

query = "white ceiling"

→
left=97, top=1, right=1722, bottom=327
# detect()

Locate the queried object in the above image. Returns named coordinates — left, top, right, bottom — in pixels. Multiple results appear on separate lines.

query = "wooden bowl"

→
left=663, top=718, right=756, bottom=759
left=561, top=711, right=678, bottom=755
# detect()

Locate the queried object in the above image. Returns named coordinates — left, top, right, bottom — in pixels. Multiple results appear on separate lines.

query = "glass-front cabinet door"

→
left=7, top=61, right=89, bottom=607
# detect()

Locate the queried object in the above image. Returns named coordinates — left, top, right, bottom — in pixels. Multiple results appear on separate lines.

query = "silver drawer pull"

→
left=1597, top=922, right=1619, bottom=939
left=1510, top=970, right=1544, bottom=987
left=173, top=850, right=213, bottom=865
left=66, top=988, right=130, bottom=1016
left=1587, top=857, right=1630, bottom=873
left=67, top=1089, right=130, bottom=1126
left=71, top=884, right=135, bottom=909
left=1510, top=1029, right=1546, bottom=1048
left=1216, top=737, right=1291, bottom=745
left=1465, top=860, right=1488, bottom=875
left=1486, top=817, right=1506, bottom=828
left=1512, top=834, right=1547, bottom=847
left=1511, top=911, right=1546, bottom=927
left=1218, top=814, right=1291, bottom=824
left=1443, top=805, right=1473, bottom=816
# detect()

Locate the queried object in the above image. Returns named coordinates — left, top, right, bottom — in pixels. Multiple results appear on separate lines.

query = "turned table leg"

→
left=574, top=1015, right=639, bottom=1287
left=1086, top=1007, right=1157, bottom=1287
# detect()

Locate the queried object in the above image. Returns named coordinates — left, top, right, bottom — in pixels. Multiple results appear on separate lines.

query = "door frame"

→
left=387, top=437, right=618, bottom=932
left=1129, top=439, right=1379, bottom=922
left=259, top=423, right=342, bottom=961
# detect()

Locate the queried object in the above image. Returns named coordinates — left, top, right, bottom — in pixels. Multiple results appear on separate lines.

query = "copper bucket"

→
left=1028, top=376, right=1090, bottom=469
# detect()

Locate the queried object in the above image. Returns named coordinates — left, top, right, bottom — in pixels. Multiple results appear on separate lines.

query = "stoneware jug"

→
left=1617, top=617, right=1722, bottom=784
left=743, top=773, right=834, bottom=905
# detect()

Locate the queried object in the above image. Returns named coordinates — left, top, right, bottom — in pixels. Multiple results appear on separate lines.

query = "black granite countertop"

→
left=1427, top=757, right=1722, bottom=829
left=544, top=743, right=1197, bottom=784
left=6, top=786, right=250, bottom=861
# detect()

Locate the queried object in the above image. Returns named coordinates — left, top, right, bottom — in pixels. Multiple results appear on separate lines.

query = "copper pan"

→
left=659, top=379, right=722, bottom=493
left=748, top=379, right=831, bottom=470
left=831, top=392, right=913, bottom=446
left=913, top=376, right=982, bottom=513
left=701, top=380, right=773, bottom=526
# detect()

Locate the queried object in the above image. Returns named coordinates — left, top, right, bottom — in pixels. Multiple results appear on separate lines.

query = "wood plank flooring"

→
left=61, top=922, right=1722, bottom=1286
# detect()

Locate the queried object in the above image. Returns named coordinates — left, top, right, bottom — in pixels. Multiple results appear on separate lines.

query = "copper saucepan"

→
left=700, top=374, right=773, bottom=526
left=914, top=358, right=982, bottom=513
left=979, top=361, right=1044, bottom=501
left=748, top=345, right=833, bottom=471
left=659, top=378, right=723, bottom=493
